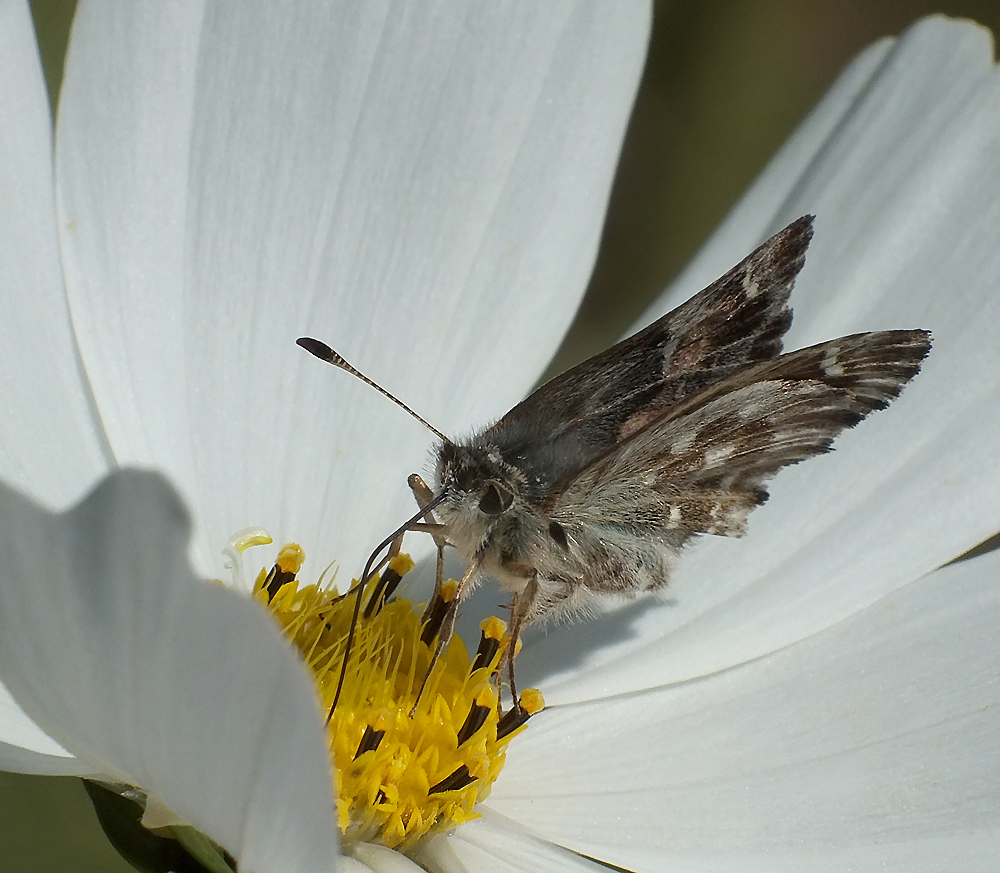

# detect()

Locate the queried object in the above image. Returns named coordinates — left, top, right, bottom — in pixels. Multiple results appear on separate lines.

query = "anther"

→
left=364, top=554, right=415, bottom=618
left=263, top=544, right=306, bottom=602
left=471, top=616, right=507, bottom=674
left=420, top=579, right=458, bottom=646
left=496, top=689, right=544, bottom=740
left=354, top=713, right=389, bottom=760
left=456, top=688, right=494, bottom=746
left=428, top=765, right=476, bottom=794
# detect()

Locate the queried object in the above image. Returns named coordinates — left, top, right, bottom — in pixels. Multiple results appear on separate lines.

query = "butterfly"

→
left=300, top=215, right=931, bottom=710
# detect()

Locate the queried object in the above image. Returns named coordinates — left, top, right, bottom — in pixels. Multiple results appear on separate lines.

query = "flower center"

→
left=249, top=543, right=543, bottom=852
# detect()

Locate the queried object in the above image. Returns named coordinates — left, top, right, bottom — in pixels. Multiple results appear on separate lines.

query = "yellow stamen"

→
left=518, top=688, right=545, bottom=716
left=250, top=544, right=543, bottom=852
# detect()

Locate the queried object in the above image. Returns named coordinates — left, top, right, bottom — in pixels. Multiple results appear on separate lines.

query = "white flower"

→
left=1, top=6, right=998, bottom=873
left=0, top=2, right=648, bottom=871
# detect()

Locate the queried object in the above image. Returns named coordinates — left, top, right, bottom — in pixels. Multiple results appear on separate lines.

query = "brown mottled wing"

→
left=552, top=330, right=931, bottom=544
left=481, top=217, right=814, bottom=504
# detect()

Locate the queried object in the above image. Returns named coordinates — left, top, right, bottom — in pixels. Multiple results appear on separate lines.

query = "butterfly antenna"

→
left=326, top=492, right=447, bottom=722
left=297, top=337, right=451, bottom=444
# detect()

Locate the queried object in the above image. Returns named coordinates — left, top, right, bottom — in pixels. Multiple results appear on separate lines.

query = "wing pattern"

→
left=551, top=330, right=932, bottom=580
left=483, top=216, right=815, bottom=503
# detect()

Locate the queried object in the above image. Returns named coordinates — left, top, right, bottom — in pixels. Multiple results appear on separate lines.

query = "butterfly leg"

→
left=359, top=516, right=445, bottom=618
left=497, top=562, right=539, bottom=713
left=409, top=550, right=483, bottom=717
left=409, top=473, right=450, bottom=626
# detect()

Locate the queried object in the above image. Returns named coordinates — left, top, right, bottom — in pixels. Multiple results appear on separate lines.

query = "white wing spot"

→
left=668, top=504, right=682, bottom=524
left=703, top=444, right=735, bottom=466
left=672, top=431, right=696, bottom=454
left=821, top=346, right=845, bottom=377
left=738, top=399, right=767, bottom=422
left=705, top=502, right=725, bottom=534
left=743, top=272, right=761, bottom=299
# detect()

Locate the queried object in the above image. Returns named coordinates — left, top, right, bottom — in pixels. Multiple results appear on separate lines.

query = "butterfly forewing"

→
left=483, top=216, right=814, bottom=505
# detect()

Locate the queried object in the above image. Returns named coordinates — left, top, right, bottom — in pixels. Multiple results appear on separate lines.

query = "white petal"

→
left=0, top=0, right=108, bottom=507
left=517, top=16, right=1000, bottom=703
left=56, top=2, right=649, bottom=576
left=337, top=858, right=378, bottom=873
left=0, top=685, right=89, bottom=776
left=0, top=471, right=339, bottom=872
left=420, top=808, right=607, bottom=873
left=350, top=841, right=425, bottom=873
left=494, top=549, right=1000, bottom=871
left=643, top=17, right=996, bottom=332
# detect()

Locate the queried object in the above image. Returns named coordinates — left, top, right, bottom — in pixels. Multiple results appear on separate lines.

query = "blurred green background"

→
left=6, top=1, right=999, bottom=870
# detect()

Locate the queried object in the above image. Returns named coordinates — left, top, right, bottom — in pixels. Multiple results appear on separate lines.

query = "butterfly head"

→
left=434, top=440, right=525, bottom=551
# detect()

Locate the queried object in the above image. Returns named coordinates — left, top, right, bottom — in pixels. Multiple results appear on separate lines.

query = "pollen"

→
left=250, top=545, right=543, bottom=852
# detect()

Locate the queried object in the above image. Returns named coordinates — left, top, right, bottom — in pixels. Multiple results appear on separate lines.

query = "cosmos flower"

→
left=0, top=5, right=998, bottom=873
left=0, top=2, right=648, bottom=871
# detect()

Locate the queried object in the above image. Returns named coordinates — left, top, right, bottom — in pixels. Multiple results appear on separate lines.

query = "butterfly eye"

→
left=478, top=481, right=513, bottom=515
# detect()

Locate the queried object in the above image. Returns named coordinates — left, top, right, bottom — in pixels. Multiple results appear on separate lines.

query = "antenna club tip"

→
left=297, top=336, right=334, bottom=359
left=297, top=336, right=449, bottom=441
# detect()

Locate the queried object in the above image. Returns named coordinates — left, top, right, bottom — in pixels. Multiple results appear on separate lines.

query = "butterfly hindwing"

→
left=551, top=330, right=932, bottom=556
